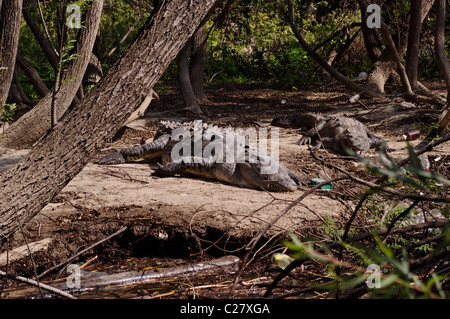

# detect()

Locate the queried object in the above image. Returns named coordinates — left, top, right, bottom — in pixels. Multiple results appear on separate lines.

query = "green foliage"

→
left=350, top=143, right=450, bottom=191
left=283, top=227, right=448, bottom=298
left=1, top=103, right=17, bottom=124
left=320, top=214, right=343, bottom=241
left=0, top=103, right=17, bottom=141
left=280, top=145, right=449, bottom=298
left=204, top=0, right=364, bottom=86
left=99, top=1, right=151, bottom=70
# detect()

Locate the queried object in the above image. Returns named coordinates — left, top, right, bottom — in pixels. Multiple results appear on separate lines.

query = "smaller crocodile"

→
left=97, top=121, right=306, bottom=192
left=271, top=113, right=389, bottom=155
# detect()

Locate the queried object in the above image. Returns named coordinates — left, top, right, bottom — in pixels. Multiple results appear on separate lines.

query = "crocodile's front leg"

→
left=296, top=120, right=327, bottom=145
left=152, top=159, right=248, bottom=188
left=366, top=129, right=393, bottom=152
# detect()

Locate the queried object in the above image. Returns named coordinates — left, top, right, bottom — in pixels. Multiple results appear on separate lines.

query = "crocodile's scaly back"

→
left=271, top=112, right=325, bottom=129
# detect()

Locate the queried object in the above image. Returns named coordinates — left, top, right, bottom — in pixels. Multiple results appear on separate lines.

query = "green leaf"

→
left=380, top=273, right=399, bottom=288
left=340, top=274, right=368, bottom=290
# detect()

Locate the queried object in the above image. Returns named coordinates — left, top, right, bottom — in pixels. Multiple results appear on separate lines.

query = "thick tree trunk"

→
left=2, top=0, right=104, bottom=149
left=0, top=0, right=218, bottom=241
left=405, top=0, right=422, bottom=91
left=0, top=0, right=23, bottom=107
left=83, top=52, right=103, bottom=85
left=360, top=6, right=383, bottom=64
left=435, top=0, right=450, bottom=129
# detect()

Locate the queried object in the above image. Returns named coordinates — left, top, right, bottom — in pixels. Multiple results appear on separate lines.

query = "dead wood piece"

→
left=0, top=238, right=53, bottom=267
left=0, top=270, right=76, bottom=299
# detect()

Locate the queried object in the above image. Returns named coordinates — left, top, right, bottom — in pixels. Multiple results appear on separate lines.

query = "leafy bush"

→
left=277, top=144, right=449, bottom=299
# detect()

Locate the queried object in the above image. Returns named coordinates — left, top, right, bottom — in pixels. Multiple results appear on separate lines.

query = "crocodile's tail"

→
left=96, top=151, right=126, bottom=165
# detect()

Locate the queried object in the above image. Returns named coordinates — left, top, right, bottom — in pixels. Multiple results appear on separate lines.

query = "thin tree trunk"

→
left=177, top=41, right=203, bottom=114
left=405, top=0, right=422, bottom=91
left=189, top=23, right=208, bottom=103
left=0, top=0, right=23, bottom=107
left=435, top=0, right=450, bottom=129
left=9, top=68, right=33, bottom=106
left=379, top=21, right=413, bottom=95
left=2, top=0, right=104, bottom=149
left=22, top=0, right=59, bottom=70
left=0, top=0, right=218, bottom=241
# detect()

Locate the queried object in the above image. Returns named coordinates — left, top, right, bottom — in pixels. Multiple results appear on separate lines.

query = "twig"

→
left=384, top=199, right=420, bottom=240
left=229, top=176, right=348, bottom=297
left=264, top=219, right=447, bottom=297
left=37, top=226, right=127, bottom=279
left=376, top=135, right=450, bottom=184
left=35, top=0, right=57, bottom=56
left=107, top=13, right=143, bottom=57
left=309, top=149, right=450, bottom=203
left=0, top=270, right=76, bottom=299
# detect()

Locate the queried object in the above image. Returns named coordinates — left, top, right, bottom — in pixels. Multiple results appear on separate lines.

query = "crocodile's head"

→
left=341, top=128, right=371, bottom=153
left=271, top=115, right=296, bottom=128
left=238, top=161, right=298, bottom=192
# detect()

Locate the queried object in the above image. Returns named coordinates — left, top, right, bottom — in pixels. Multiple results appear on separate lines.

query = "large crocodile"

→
left=271, top=113, right=390, bottom=155
left=97, top=121, right=306, bottom=191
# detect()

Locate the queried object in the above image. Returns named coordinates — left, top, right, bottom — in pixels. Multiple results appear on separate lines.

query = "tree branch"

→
left=285, top=0, right=381, bottom=98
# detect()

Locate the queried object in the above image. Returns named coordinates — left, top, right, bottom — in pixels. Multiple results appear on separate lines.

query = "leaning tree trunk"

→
left=0, top=0, right=218, bottom=241
left=9, top=68, right=33, bottom=106
left=16, top=52, right=50, bottom=99
left=2, top=0, right=104, bottom=149
left=0, top=0, right=23, bottom=107
left=286, top=0, right=379, bottom=97
left=22, top=0, right=58, bottom=70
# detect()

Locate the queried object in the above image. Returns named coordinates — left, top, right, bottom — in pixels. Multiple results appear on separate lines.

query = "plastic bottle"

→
left=419, top=154, right=430, bottom=171
left=271, top=253, right=294, bottom=270
left=348, top=94, right=360, bottom=103
left=402, top=130, right=420, bottom=141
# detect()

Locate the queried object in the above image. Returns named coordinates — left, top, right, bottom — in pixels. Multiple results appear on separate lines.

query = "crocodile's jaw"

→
left=341, top=129, right=371, bottom=153
left=239, top=162, right=298, bottom=192
left=265, top=178, right=298, bottom=191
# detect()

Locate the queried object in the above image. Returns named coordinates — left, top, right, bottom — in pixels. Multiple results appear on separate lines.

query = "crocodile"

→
left=97, top=121, right=306, bottom=192
left=271, top=113, right=389, bottom=155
